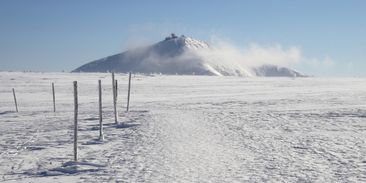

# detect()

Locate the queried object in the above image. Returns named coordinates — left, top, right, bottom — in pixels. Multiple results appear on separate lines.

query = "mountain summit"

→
left=73, top=34, right=306, bottom=77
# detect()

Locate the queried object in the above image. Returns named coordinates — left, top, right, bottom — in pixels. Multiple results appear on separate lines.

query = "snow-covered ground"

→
left=0, top=72, right=365, bottom=182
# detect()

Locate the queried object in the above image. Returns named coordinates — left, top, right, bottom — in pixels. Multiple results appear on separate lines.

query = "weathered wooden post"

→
left=12, top=88, right=18, bottom=112
left=98, top=80, right=104, bottom=141
left=112, top=72, right=118, bottom=123
left=115, top=80, right=118, bottom=99
left=73, top=81, right=78, bottom=162
left=52, top=83, right=56, bottom=112
left=127, top=72, right=132, bottom=112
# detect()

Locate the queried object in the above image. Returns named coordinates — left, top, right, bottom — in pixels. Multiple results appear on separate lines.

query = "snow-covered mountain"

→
left=73, top=34, right=306, bottom=77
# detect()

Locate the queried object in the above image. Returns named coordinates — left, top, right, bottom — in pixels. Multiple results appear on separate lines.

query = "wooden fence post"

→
left=73, top=81, right=78, bottom=162
left=98, top=80, right=104, bottom=140
left=115, top=80, right=118, bottom=99
left=112, top=72, right=118, bottom=123
left=12, top=88, right=18, bottom=112
left=127, top=72, right=132, bottom=112
left=52, top=83, right=56, bottom=112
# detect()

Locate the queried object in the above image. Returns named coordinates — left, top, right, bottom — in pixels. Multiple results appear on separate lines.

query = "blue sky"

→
left=0, top=0, right=365, bottom=76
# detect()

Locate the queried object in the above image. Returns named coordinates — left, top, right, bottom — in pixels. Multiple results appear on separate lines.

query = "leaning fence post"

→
left=112, top=72, right=118, bottom=123
left=73, top=81, right=78, bottom=162
left=98, top=80, right=104, bottom=141
left=12, top=88, right=18, bottom=112
left=127, top=72, right=132, bottom=112
left=52, top=83, right=56, bottom=112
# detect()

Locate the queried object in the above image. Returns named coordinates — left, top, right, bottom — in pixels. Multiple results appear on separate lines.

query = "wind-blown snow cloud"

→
left=196, top=39, right=302, bottom=68
left=194, top=37, right=334, bottom=76
left=241, top=44, right=302, bottom=67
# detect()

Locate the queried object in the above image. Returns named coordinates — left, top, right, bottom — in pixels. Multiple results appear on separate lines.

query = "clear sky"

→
left=0, top=0, right=365, bottom=76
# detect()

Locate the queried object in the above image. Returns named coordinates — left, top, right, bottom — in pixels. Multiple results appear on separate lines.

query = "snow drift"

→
left=73, top=34, right=306, bottom=77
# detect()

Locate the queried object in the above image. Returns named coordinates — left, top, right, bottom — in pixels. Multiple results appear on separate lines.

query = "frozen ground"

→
left=0, top=72, right=365, bottom=182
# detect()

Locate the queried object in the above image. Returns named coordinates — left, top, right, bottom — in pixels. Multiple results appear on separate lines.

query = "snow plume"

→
left=180, top=36, right=334, bottom=76
left=194, top=39, right=302, bottom=69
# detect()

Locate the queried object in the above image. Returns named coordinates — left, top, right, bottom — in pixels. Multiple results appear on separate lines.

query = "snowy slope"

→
left=0, top=72, right=365, bottom=182
left=253, top=64, right=305, bottom=77
left=73, top=34, right=306, bottom=77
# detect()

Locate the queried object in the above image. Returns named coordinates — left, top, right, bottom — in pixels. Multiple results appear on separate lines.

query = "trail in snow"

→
left=0, top=72, right=365, bottom=182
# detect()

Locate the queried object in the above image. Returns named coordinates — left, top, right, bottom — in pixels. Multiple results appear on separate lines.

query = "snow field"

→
left=0, top=72, right=366, bottom=182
